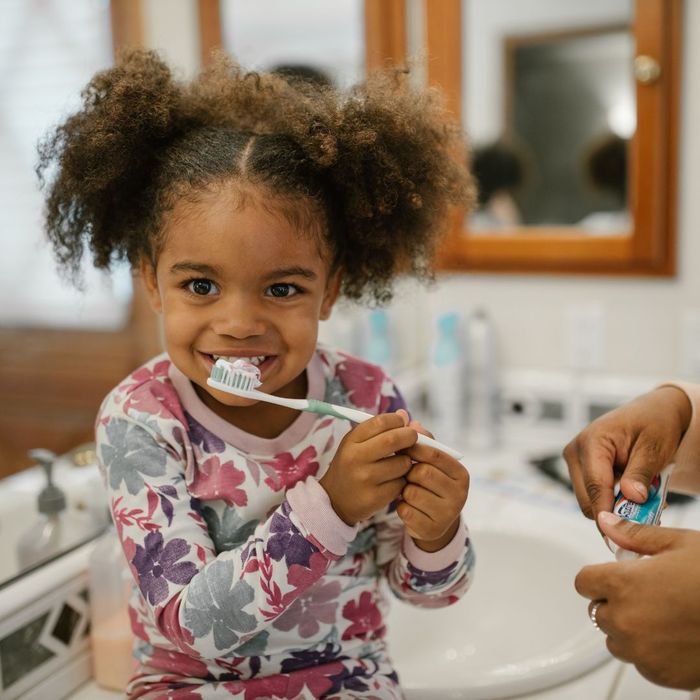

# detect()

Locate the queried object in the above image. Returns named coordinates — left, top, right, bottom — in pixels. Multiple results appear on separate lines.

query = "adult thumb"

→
left=619, top=439, right=665, bottom=502
left=598, top=511, right=680, bottom=556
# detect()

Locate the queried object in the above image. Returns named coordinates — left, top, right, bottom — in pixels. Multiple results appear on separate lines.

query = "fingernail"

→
left=632, top=481, right=648, bottom=500
left=396, top=409, right=409, bottom=426
left=598, top=511, right=621, bottom=526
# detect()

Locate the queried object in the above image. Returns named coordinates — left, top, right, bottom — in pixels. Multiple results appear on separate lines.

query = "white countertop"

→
left=66, top=444, right=699, bottom=700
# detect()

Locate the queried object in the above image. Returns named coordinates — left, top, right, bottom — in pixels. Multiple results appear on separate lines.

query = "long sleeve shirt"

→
left=95, top=345, right=474, bottom=697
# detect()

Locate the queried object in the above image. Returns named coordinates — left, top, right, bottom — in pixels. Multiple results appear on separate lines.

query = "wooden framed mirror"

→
left=427, top=0, right=681, bottom=275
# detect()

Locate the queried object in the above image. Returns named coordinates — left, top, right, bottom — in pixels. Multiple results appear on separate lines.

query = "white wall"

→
left=143, top=0, right=700, bottom=381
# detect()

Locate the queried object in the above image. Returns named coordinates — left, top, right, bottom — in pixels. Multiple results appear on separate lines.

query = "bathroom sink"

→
left=385, top=525, right=611, bottom=699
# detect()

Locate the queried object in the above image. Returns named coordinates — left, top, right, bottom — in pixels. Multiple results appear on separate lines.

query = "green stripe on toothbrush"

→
left=306, top=399, right=352, bottom=420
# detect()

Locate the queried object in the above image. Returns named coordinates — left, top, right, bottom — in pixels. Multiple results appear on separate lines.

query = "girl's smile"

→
left=142, top=181, right=340, bottom=438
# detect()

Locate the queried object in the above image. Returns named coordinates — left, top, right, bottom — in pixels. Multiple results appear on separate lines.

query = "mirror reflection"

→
left=464, top=0, right=635, bottom=235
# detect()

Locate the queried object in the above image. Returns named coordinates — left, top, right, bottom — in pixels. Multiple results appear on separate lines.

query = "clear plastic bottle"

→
left=428, top=311, right=464, bottom=446
left=16, top=448, right=92, bottom=570
left=88, top=525, right=134, bottom=691
left=465, top=308, right=500, bottom=449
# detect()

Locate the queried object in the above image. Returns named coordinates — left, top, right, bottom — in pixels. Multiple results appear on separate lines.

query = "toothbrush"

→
left=207, top=359, right=464, bottom=460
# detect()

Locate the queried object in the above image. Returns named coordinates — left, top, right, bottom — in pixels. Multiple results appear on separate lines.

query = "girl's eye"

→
left=186, top=279, right=219, bottom=296
left=266, top=283, right=300, bottom=298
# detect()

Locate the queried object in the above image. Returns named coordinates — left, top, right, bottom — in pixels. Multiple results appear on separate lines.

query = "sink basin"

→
left=385, top=526, right=611, bottom=699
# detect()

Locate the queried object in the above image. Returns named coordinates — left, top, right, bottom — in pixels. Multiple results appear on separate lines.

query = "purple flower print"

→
left=407, top=560, right=458, bottom=589
left=186, top=411, right=226, bottom=454
left=280, top=642, right=346, bottom=673
left=132, top=531, right=197, bottom=605
left=273, top=579, right=341, bottom=638
left=268, top=502, right=315, bottom=568
left=378, top=386, right=407, bottom=415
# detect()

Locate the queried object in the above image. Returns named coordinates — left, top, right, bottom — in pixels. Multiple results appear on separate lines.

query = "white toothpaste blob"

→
left=211, top=358, right=262, bottom=391
left=231, top=358, right=262, bottom=382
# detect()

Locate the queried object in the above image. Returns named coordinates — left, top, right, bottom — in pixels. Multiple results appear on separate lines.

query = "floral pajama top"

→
left=96, top=345, right=474, bottom=699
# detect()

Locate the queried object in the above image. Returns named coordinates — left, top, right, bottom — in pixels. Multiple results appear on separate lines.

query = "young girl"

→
left=38, top=49, right=475, bottom=699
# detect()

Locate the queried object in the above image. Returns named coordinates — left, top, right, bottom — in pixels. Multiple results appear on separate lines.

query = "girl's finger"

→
left=401, top=482, right=444, bottom=522
left=400, top=440, right=465, bottom=479
left=406, top=462, right=456, bottom=499
left=375, top=477, right=408, bottom=506
left=358, top=426, right=419, bottom=462
left=351, top=411, right=408, bottom=443
left=396, top=500, right=435, bottom=537
left=374, top=454, right=414, bottom=484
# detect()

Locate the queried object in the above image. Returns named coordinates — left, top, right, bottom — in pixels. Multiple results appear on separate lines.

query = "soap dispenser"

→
left=16, top=448, right=86, bottom=569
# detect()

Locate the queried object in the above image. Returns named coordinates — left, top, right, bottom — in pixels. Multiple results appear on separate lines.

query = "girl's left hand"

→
left=397, top=421, right=469, bottom=552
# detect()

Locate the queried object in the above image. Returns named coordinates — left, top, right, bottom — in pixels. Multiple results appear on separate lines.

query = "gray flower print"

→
left=202, top=505, right=259, bottom=553
left=101, top=419, right=167, bottom=495
left=324, top=376, right=352, bottom=407
left=184, top=559, right=257, bottom=650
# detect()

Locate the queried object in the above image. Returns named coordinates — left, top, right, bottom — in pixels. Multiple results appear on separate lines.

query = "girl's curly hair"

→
left=37, top=49, right=474, bottom=304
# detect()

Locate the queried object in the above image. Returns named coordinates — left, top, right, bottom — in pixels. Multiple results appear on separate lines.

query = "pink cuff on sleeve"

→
left=286, top=476, right=358, bottom=557
left=402, top=519, right=468, bottom=572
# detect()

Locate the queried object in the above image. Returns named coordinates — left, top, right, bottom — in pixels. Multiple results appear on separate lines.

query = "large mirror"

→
left=426, top=0, right=681, bottom=274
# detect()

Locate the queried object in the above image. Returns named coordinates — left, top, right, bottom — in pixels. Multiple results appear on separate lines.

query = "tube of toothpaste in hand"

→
left=606, top=464, right=674, bottom=561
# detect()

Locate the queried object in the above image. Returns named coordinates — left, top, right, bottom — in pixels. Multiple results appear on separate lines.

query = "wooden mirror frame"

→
left=427, top=0, right=681, bottom=276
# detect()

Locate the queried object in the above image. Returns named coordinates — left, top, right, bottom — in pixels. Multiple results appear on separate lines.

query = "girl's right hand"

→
left=562, top=386, right=691, bottom=522
left=319, top=410, right=417, bottom=525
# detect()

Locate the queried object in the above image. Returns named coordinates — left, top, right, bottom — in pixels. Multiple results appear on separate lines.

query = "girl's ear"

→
left=139, top=258, right=163, bottom=314
left=320, top=269, right=342, bottom=320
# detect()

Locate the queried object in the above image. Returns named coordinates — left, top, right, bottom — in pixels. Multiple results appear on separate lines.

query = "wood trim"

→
left=423, top=0, right=461, bottom=117
left=427, top=0, right=680, bottom=276
left=0, top=2, right=156, bottom=477
left=110, top=0, right=145, bottom=53
left=365, top=0, right=407, bottom=71
left=198, top=0, right=223, bottom=66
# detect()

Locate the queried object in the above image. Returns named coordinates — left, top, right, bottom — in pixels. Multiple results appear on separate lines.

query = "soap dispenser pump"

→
left=16, top=448, right=80, bottom=569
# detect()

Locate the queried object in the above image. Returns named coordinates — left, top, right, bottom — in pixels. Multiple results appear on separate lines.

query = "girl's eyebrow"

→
left=170, top=262, right=318, bottom=281
left=169, top=262, right=219, bottom=276
left=264, top=266, right=318, bottom=281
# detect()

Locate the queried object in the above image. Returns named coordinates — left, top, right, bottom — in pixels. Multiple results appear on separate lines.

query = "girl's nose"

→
left=210, top=296, right=266, bottom=339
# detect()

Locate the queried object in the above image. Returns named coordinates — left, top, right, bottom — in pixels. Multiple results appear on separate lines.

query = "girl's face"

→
left=142, top=181, right=340, bottom=433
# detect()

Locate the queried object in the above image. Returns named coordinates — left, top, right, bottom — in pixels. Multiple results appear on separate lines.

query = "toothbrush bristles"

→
left=209, top=363, right=259, bottom=393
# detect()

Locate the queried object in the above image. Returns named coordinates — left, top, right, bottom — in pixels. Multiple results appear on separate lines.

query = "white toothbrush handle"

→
left=329, top=405, right=463, bottom=461
left=210, top=379, right=464, bottom=461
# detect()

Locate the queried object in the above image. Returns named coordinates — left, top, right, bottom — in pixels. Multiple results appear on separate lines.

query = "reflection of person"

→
left=563, top=384, right=700, bottom=690
left=269, top=62, right=333, bottom=88
left=578, top=133, right=631, bottom=234
left=469, top=140, right=524, bottom=230
left=37, top=50, right=475, bottom=698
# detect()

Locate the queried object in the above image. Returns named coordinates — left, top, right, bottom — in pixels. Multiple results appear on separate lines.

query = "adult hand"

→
left=396, top=420, right=469, bottom=552
left=320, top=410, right=416, bottom=526
left=576, top=511, right=700, bottom=690
left=562, top=386, right=691, bottom=522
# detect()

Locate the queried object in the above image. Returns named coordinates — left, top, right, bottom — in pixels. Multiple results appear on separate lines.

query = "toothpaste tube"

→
left=607, top=464, right=674, bottom=561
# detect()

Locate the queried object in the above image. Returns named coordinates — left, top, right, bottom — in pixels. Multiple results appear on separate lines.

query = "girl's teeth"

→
left=213, top=355, right=266, bottom=366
